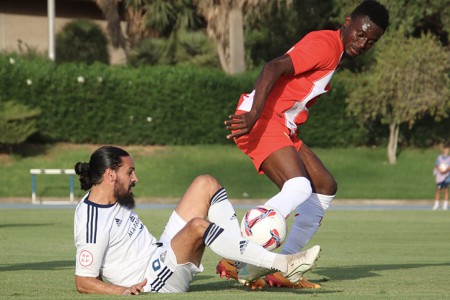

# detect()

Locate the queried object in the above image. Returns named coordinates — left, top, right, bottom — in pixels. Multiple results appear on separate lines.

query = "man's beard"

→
left=114, top=182, right=136, bottom=209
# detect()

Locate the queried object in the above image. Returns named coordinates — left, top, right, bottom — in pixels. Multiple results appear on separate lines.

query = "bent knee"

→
left=192, top=174, right=221, bottom=193
left=314, top=175, right=337, bottom=195
left=186, top=217, right=210, bottom=236
left=326, top=178, right=338, bottom=195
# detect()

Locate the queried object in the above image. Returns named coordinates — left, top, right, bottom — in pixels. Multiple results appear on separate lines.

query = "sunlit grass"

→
left=0, top=208, right=449, bottom=299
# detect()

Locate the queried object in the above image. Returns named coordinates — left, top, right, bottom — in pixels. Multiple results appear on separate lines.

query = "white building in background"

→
left=0, top=0, right=127, bottom=64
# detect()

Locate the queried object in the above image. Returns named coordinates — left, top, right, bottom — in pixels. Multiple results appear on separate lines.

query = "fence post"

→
left=70, top=174, right=74, bottom=203
left=31, top=173, right=37, bottom=204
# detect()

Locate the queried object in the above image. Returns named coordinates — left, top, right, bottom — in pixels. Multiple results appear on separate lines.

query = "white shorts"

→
left=143, top=211, right=204, bottom=293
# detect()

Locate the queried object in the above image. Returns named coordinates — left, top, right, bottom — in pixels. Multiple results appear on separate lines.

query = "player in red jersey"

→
left=217, top=0, right=389, bottom=289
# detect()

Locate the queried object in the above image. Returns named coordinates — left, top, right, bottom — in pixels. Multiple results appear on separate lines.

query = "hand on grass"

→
left=123, top=278, right=147, bottom=295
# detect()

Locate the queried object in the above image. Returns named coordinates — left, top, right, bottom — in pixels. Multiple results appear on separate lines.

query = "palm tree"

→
left=124, top=1, right=156, bottom=50
left=93, top=0, right=290, bottom=69
left=93, top=0, right=170, bottom=55
left=93, top=0, right=182, bottom=59
left=93, top=0, right=128, bottom=56
left=195, top=0, right=292, bottom=74
left=98, top=0, right=203, bottom=64
left=196, top=0, right=244, bottom=74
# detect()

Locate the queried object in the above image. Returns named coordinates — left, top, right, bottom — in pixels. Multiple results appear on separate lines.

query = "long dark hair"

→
left=74, top=146, right=130, bottom=191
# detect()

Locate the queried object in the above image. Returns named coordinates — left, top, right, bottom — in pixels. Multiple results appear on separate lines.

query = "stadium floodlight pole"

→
left=47, top=0, right=55, bottom=61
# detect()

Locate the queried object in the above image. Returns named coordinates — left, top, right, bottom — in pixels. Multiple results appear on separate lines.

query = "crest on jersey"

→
left=79, top=250, right=94, bottom=267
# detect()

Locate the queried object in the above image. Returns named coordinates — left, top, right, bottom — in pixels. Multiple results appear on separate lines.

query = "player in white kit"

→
left=73, top=146, right=321, bottom=294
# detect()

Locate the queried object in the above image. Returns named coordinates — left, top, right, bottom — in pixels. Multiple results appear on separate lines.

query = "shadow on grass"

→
left=189, top=277, right=342, bottom=294
left=0, top=142, right=52, bottom=157
left=190, top=262, right=450, bottom=294
left=316, top=262, right=450, bottom=280
left=0, top=260, right=73, bottom=272
left=0, top=223, right=54, bottom=228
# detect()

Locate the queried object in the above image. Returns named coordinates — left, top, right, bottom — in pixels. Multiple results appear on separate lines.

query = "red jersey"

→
left=237, top=29, right=344, bottom=135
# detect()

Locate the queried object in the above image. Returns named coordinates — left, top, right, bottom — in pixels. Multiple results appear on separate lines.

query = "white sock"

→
left=281, top=193, right=334, bottom=254
left=208, top=187, right=241, bottom=236
left=271, top=255, right=288, bottom=273
left=264, top=177, right=313, bottom=218
left=203, top=223, right=278, bottom=269
left=433, top=200, right=440, bottom=210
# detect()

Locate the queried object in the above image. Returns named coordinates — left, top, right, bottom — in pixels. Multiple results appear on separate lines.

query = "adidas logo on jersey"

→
left=239, top=240, right=249, bottom=254
left=160, top=250, right=167, bottom=263
left=115, top=218, right=122, bottom=226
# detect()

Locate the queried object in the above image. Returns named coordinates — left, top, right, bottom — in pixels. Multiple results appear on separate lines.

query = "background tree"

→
left=123, top=0, right=155, bottom=50
left=195, top=0, right=246, bottom=74
left=128, top=30, right=218, bottom=67
left=195, top=0, right=292, bottom=74
left=331, top=0, right=449, bottom=36
left=94, top=0, right=128, bottom=55
left=125, top=0, right=213, bottom=66
left=331, top=0, right=449, bottom=72
left=93, top=0, right=177, bottom=56
left=346, top=33, right=450, bottom=164
left=0, top=100, right=41, bottom=154
left=244, top=0, right=336, bottom=68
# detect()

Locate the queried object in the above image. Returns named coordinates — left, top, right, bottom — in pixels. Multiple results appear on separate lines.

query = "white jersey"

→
left=74, top=193, right=159, bottom=287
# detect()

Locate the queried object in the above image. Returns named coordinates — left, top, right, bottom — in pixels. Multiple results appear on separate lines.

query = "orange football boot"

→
left=265, top=272, right=320, bottom=289
left=216, top=259, right=266, bottom=290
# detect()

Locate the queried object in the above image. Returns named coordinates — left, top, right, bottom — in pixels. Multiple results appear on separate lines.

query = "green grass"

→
left=0, top=143, right=440, bottom=200
left=0, top=208, right=449, bottom=299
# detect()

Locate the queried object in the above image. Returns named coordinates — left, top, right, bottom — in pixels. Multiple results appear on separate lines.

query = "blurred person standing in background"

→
left=432, top=142, right=450, bottom=210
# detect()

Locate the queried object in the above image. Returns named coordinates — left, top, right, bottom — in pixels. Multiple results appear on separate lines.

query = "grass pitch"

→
left=0, top=208, right=449, bottom=299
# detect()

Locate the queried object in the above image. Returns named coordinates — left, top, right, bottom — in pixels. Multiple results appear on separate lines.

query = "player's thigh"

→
left=298, top=144, right=337, bottom=195
left=236, top=116, right=303, bottom=175
left=170, top=218, right=208, bottom=266
left=160, top=211, right=207, bottom=267
left=261, top=146, right=308, bottom=189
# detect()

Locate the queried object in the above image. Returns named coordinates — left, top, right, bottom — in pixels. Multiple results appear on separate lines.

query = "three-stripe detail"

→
left=202, top=223, right=224, bottom=246
left=86, top=205, right=98, bottom=243
left=211, top=187, right=228, bottom=205
left=150, top=267, right=173, bottom=292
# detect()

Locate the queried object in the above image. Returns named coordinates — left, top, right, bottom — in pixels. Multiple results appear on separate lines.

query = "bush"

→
left=128, top=38, right=167, bottom=66
left=56, top=20, right=109, bottom=65
left=0, top=99, right=41, bottom=152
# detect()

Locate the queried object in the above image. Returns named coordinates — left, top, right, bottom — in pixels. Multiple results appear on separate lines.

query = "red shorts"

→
left=234, top=112, right=303, bottom=174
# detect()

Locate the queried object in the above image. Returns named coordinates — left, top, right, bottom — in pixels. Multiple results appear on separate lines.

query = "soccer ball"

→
left=439, top=163, right=448, bottom=173
left=240, top=205, right=287, bottom=251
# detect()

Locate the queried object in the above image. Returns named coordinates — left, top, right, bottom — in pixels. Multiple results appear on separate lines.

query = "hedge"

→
left=0, top=56, right=255, bottom=145
left=0, top=55, right=447, bottom=147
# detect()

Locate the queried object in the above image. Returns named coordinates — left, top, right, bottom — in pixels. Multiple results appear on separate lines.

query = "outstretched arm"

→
left=225, top=54, right=295, bottom=139
left=75, top=275, right=147, bottom=295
